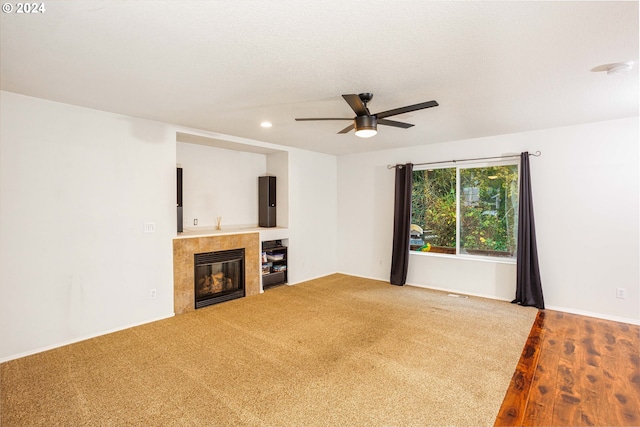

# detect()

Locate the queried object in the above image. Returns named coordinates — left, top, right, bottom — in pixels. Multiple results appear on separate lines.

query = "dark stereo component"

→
left=177, top=167, right=183, bottom=233
left=259, top=176, right=276, bottom=228
left=177, top=167, right=183, bottom=206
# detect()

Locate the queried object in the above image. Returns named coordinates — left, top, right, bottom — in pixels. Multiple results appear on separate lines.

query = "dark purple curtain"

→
left=512, top=152, right=545, bottom=309
left=390, top=163, right=413, bottom=286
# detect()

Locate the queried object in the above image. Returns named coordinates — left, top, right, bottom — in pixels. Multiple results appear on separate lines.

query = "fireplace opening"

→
left=194, top=248, right=245, bottom=309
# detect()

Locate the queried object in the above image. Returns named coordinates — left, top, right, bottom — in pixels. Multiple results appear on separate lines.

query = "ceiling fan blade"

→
left=342, top=94, right=369, bottom=116
left=375, top=100, right=439, bottom=119
left=378, top=119, right=414, bottom=129
left=295, top=118, right=353, bottom=121
left=338, top=123, right=355, bottom=134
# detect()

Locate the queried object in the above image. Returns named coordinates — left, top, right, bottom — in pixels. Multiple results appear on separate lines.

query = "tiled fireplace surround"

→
left=173, top=232, right=260, bottom=315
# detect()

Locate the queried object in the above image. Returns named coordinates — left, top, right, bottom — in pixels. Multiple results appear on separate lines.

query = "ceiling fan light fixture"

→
left=294, top=93, right=438, bottom=137
left=354, top=115, right=377, bottom=138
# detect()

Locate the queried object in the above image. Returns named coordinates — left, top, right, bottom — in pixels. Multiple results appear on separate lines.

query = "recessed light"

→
left=260, top=121, right=272, bottom=128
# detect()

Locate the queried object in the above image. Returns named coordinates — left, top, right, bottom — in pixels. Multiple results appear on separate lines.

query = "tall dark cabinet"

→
left=259, top=176, right=276, bottom=227
left=177, top=167, right=183, bottom=233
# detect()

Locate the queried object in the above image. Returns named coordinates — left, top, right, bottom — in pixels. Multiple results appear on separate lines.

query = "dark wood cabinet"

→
left=262, top=241, right=287, bottom=289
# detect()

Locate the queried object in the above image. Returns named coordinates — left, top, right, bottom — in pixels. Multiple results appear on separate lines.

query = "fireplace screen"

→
left=194, top=248, right=245, bottom=308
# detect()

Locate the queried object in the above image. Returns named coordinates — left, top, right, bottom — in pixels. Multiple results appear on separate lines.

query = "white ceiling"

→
left=1, top=1, right=638, bottom=156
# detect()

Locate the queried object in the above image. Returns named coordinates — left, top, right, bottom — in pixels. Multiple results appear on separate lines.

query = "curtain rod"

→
left=386, top=150, right=541, bottom=169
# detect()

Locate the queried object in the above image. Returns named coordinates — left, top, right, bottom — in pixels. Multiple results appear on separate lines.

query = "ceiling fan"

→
left=295, top=93, right=438, bottom=138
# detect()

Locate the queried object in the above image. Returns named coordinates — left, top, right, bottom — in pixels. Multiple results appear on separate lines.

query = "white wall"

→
left=338, top=118, right=640, bottom=324
left=0, top=92, right=176, bottom=361
left=176, top=142, right=267, bottom=228
left=287, top=149, right=338, bottom=284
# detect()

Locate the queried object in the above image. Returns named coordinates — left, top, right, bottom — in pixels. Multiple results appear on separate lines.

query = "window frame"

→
left=411, top=159, right=520, bottom=264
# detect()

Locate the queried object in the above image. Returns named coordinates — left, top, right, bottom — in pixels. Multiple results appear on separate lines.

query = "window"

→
left=411, top=162, right=519, bottom=259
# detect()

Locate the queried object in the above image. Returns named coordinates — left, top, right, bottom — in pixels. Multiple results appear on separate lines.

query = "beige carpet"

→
left=1, top=274, right=537, bottom=426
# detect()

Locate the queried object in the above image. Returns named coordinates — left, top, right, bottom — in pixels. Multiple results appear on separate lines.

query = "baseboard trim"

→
left=287, top=272, right=348, bottom=286
left=0, top=313, right=175, bottom=364
left=334, top=271, right=388, bottom=283
left=405, top=282, right=514, bottom=302
left=543, top=304, right=640, bottom=326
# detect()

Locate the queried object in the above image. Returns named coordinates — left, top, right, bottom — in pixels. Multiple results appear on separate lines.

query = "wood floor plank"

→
left=522, top=311, right=564, bottom=426
left=550, top=313, right=583, bottom=426
left=578, top=318, right=611, bottom=426
left=605, top=321, right=640, bottom=426
left=580, top=357, right=608, bottom=426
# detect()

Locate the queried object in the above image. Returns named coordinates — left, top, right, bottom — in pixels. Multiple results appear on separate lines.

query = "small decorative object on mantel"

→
left=216, top=217, right=222, bottom=230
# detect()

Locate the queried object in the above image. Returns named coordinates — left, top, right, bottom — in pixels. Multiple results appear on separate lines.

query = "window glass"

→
left=411, top=168, right=456, bottom=254
left=411, top=163, right=519, bottom=259
left=459, top=165, right=519, bottom=257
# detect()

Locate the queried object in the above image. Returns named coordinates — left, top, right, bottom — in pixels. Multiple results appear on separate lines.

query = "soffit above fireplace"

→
left=176, top=132, right=284, bottom=155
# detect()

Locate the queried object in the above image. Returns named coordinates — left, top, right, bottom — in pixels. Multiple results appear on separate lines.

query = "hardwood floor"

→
left=495, top=310, right=640, bottom=426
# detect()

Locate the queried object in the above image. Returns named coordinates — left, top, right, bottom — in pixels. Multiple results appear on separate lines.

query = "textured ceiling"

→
left=1, top=1, right=638, bottom=155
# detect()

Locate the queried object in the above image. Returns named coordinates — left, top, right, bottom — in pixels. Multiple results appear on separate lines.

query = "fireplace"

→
left=194, top=248, right=245, bottom=308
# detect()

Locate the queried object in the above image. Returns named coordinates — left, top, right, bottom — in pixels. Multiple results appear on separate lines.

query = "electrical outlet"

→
left=193, top=219, right=198, bottom=226
left=143, top=222, right=155, bottom=233
left=616, top=288, right=627, bottom=299
left=150, top=289, right=157, bottom=299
